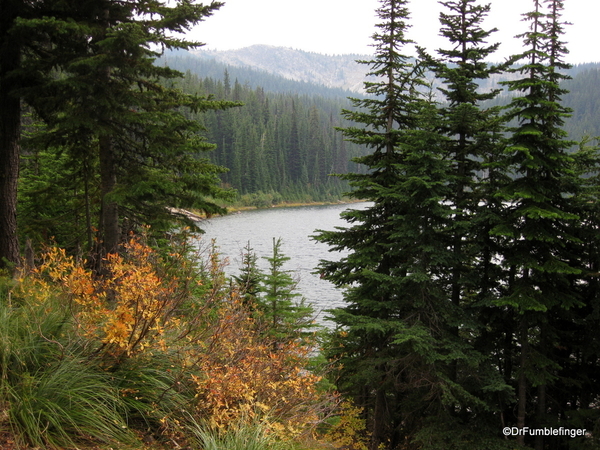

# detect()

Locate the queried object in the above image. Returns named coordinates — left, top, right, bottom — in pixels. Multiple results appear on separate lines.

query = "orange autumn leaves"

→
left=16, top=237, right=328, bottom=438
left=24, top=239, right=181, bottom=359
left=191, top=302, right=324, bottom=436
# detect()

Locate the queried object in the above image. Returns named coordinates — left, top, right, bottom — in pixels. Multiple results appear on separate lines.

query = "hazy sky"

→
left=191, top=0, right=599, bottom=63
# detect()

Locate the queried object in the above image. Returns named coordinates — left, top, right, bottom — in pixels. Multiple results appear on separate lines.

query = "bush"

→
left=0, top=236, right=336, bottom=448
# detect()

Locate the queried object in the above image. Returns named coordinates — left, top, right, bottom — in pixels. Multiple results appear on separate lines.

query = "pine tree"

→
left=0, top=0, right=51, bottom=269
left=494, top=1, right=590, bottom=446
left=314, top=1, right=481, bottom=447
left=414, top=1, right=516, bottom=445
left=233, top=241, right=263, bottom=306
left=258, top=238, right=313, bottom=344
left=18, top=0, right=237, bottom=257
left=422, top=0, right=507, bottom=309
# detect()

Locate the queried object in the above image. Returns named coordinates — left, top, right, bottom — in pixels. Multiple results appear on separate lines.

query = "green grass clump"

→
left=188, top=418, right=297, bottom=450
left=0, top=284, right=136, bottom=449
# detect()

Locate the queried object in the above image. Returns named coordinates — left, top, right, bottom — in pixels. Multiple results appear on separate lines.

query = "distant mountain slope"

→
left=159, top=50, right=360, bottom=98
left=191, top=45, right=370, bottom=93
left=180, top=45, right=600, bottom=100
left=160, top=47, right=600, bottom=142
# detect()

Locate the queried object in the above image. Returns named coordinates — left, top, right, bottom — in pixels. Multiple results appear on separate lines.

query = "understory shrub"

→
left=0, top=234, right=336, bottom=448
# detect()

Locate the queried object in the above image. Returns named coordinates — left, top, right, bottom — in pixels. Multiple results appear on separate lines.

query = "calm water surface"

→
left=196, top=202, right=368, bottom=325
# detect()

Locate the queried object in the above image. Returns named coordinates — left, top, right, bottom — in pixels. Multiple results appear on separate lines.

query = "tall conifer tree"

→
left=422, top=0, right=507, bottom=310
left=494, top=1, right=593, bottom=446
left=416, top=2, right=516, bottom=446
left=314, top=1, right=499, bottom=447
left=17, top=0, right=236, bottom=258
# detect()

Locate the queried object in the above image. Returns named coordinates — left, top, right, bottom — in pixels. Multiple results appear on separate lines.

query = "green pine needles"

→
left=234, top=238, right=315, bottom=344
left=316, top=0, right=600, bottom=449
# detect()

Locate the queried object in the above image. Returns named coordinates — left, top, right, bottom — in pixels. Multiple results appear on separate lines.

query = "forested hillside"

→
left=164, top=50, right=600, bottom=200
left=562, top=66, right=600, bottom=140
left=487, top=64, right=600, bottom=142
left=175, top=71, right=368, bottom=203
left=159, top=52, right=600, bottom=206
left=192, top=45, right=368, bottom=92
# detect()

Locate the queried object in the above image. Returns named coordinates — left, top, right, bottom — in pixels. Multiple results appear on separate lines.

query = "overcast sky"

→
left=190, top=0, right=599, bottom=63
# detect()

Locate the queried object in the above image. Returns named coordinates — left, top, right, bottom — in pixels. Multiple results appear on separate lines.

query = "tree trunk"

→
left=99, top=134, right=119, bottom=256
left=371, top=386, right=387, bottom=450
left=0, top=16, right=21, bottom=271
left=517, top=317, right=528, bottom=446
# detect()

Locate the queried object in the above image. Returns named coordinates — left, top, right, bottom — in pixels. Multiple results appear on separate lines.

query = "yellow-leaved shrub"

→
left=9, top=235, right=336, bottom=446
left=190, top=294, right=327, bottom=439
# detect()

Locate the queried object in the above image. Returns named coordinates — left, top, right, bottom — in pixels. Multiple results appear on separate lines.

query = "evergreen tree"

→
left=233, top=241, right=263, bottom=306
left=494, top=1, right=595, bottom=447
left=0, top=0, right=55, bottom=269
left=415, top=1, right=516, bottom=445
left=422, top=0, right=507, bottom=310
left=315, top=1, right=481, bottom=447
left=17, top=0, right=237, bottom=257
left=258, top=238, right=313, bottom=344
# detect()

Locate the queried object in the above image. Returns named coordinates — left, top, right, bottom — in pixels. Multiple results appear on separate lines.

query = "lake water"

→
left=196, top=202, right=368, bottom=325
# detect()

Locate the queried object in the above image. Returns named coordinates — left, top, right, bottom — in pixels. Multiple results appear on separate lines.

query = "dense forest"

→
left=182, top=72, right=368, bottom=201
left=164, top=54, right=600, bottom=204
left=16, top=57, right=600, bottom=248
left=1, top=0, right=600, bottom=449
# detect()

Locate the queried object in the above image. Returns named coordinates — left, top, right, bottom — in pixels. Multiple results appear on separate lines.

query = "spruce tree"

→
left=18, top=0, right=237, bottom=257
left=258, top=238, right=313, bottom=344
left=494, top=0, right=591, bottom=446
left=416, top=1, right=516, bottom=445
left=314, top=1, right=485, bottom=447
left=422, top=0, right=507, bottom=310
left=234, top=241, right=263, bottom=306
left=0, top=0, right=53, bottom=269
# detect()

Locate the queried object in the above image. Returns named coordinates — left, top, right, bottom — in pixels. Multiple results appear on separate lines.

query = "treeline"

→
left=169, top=54, right=600, bottom=206
left=161, top=50, right=360, bottom=98
left=175, top=71, right=368, bottom=202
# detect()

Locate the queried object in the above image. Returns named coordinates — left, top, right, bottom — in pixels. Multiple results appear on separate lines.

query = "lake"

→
left=196, top=202, right=369, bottom=325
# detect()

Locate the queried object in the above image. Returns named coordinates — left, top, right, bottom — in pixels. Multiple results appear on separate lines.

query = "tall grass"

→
left=0, top=283, right=136, bottom=448
left=188, top=417, right=297, bottom=450
left=113, top=352, right=194, bottom=436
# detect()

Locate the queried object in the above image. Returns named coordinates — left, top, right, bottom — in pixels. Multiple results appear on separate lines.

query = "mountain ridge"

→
left=191, top=45, right=370, bottom=93
left=185, top=45, right=600, bottom=99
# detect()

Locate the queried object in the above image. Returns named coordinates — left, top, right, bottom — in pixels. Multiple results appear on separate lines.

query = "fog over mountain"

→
left=188, top=45, right=600, bottom=98
left=191, top=45, right=370, bottom=93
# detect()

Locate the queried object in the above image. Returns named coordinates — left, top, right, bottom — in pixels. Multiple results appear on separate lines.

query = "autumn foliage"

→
left=191, top=297, right=325, bottom=437
left=26, top=242, right=172, bottom=357
left=2, top=235, right=335, bottom=448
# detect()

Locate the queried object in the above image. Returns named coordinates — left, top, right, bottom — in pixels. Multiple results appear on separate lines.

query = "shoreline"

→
left=195, top=198, right=366, bottom=218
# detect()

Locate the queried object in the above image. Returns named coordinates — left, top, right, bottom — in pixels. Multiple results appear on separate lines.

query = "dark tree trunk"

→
left=96, top=7, right=119, bottom=257
left=517, top=317, right=528, bottom=446
left=0, top=7, right=21, bottom=271
left=371, top=384, right=387, bottom=450
left=99, top=134, right=119, bottom=256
